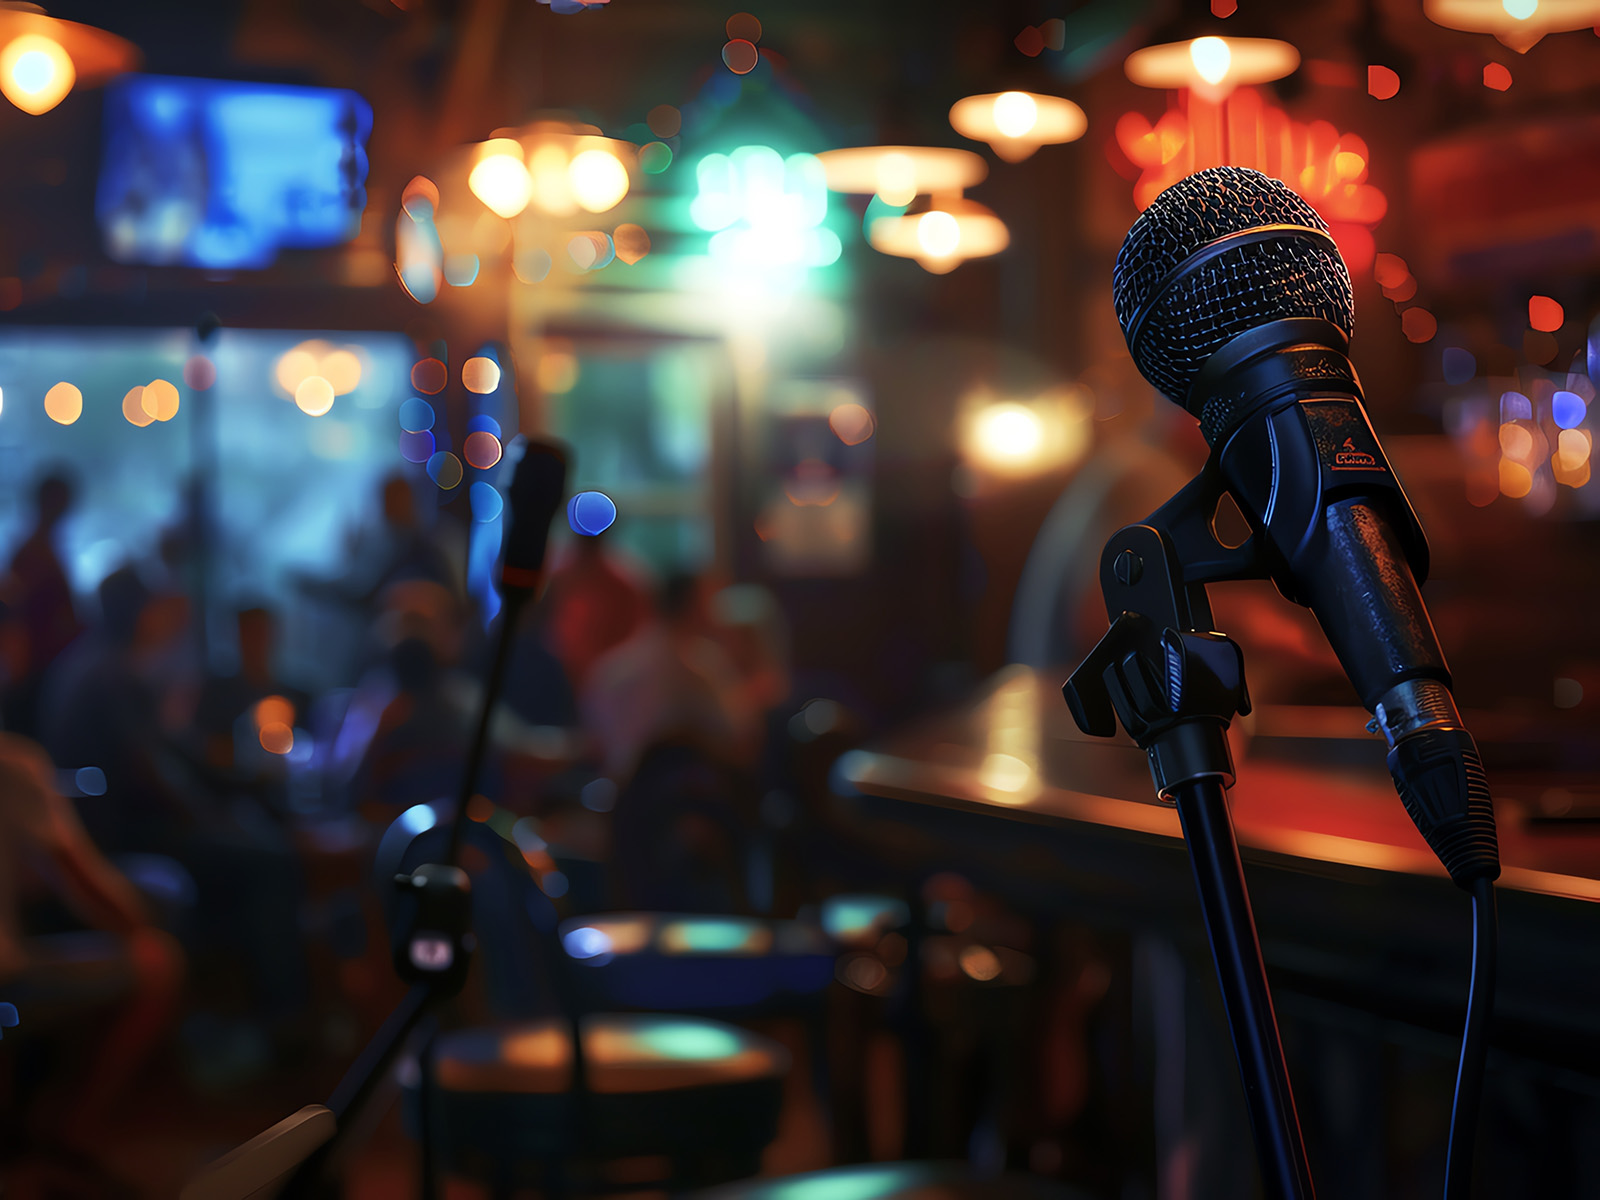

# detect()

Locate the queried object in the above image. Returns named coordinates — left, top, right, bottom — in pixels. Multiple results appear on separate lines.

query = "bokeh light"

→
left=0, top=34, right=76, bottom=116
left=647, top=104, right=681, bottom=138
left=1500, top=391, right=1533, bottom=421
left=722, top=39, right=759, bottom=75
left=1499, top=458, right=1533, bottom=498
left=613, top=224, right=651, bottom=264
left=463, top=430, right=503, bottom=469
left=568, top=149, right=630, bottom=213
left=412, top=358, right=448, bottom=394
left=295, top=376, right=335, bottom=416
left=1557, top=428, right=1592, bottom=471
left=1401, top=308, right=1438, bottom=343
left=1189, top=37, right=1232, bottom=86
left=44, top=382, right=83, bottom=425
left=467, top=414, right=502, bottom=438
left=726, top=12, right=762, bottom=41
left=1368, top=65, right=1401, bottom=99
left=1552, top=390, right=1586, bottom=430
left=1483, top=62, right=1512, bottom=91
left=916, top=210, right=961, bottom=258
left=972, top=404, right=1042, bottom=469
left=1500, top=423, right=1534, bottom=460
left=469, top=141, right=533, bottom=219
left=321, top=349, right=363, bottom=395
left=828, top=402, right=876, bottom=446
left=427, top=450, right=464, bottom=489
left=470, top=480, right=504, bottom=523
left=462, top=356, right=502, bottom=394
left=568, top=490, right=618, bottom=536
left=959, top=945, right=1002, bottom=982
left=399, top=429, right=436, bottom=464
left=142, top=379, right=181, bottom=422
left=1529, top=295, right=1565, bottom=332
left=639, top=142, right=673, bottom=174
left=399, top=397, right=435, bottom=432
left=122, top=386, right=153, bottom=427
left=275, top=346, right=319, bottom=394
left=1442, top=347, right=1477, bottom=385
left=259, top=723, right=294, bottom=755
left=183, top=356, right=217, bottom=390
left=256, top=695, right=295, bottom=728
left=993, top=91, right=1038, bottom=139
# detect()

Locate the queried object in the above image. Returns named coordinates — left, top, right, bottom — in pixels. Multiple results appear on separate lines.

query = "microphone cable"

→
left=1444, top=876, right=1497, bottom=1200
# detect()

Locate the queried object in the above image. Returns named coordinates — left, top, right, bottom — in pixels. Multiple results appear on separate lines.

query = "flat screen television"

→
left=97, top=74, right=372, bottom=270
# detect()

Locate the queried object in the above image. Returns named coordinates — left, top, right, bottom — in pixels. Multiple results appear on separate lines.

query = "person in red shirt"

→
left=537, top=529, right=651, bottom=693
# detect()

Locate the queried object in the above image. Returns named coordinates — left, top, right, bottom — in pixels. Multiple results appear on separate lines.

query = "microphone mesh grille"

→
left=1112, top=166, right=1355, bottom=409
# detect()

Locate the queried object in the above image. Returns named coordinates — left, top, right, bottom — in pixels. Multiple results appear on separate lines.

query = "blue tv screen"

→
left=97, top=75, right=373, bottom=270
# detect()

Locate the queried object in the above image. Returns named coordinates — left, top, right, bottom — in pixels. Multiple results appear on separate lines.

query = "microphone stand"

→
left=276, top=586, right=535, bottom=1200
left=1064, top=467, right=1317, bottom=1200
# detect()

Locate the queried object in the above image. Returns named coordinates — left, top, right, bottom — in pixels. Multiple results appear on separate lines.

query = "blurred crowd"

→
left=0, top=463, right=802, bottom=1172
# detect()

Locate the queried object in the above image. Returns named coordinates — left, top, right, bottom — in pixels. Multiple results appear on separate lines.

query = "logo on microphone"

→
left=1335, top=437, right=1379, bottom=469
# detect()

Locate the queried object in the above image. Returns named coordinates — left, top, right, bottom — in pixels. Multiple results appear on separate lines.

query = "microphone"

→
left=1112, top=165, right=1498, bottom=893
left=445, top=436, right=569, bottom=866
left=500, top=439, right=570, bottom=594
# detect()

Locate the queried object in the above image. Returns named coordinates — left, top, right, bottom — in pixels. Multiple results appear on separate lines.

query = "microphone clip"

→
left=1064, top=522, right=1252, bottom=801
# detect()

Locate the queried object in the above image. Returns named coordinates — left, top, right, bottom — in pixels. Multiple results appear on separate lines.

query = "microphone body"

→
left=1112, top=166, right=1498, bottom=889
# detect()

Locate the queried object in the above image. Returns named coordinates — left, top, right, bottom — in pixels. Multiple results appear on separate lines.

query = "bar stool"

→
left=412, top=1013, right=789, bottom=1197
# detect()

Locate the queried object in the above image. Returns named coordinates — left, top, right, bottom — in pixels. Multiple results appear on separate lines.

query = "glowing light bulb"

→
left=0, top=35, right=75, bottom=116
left=1189, top=36, right=1232, bottom=86
left=1502, top=0, right=1538, bottom=18
left=295, top=376, right=335, bottom=416
left=916, top=210, right=961, bottom=259
left=875, top=153, right=917, bottom=206
left=992, top=92, right=1038, bottom=139
left=469, top=145, right=533, bottom=219
left=972, top=404, right=1043, bottom=468
left=568, top=149, right=630, bottom=213
left=44, top=382, right=82, bottom=425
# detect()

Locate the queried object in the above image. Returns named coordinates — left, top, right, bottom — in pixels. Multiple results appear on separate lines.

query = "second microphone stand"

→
left=1063, top=468, right=1317, bottom=1200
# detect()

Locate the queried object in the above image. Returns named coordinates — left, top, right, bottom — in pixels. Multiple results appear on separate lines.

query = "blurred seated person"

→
left=302, top=473, right=457, bottom=607
left=353, top=635, right=469, bottom=816
left=191, top=605, right=307, bottom=775
left=3, top=471, right=84, bottom=738
left=582, top=572, right=761, bottom=783
left=538, top=527, right=650, bottom=692
left=0, top=732, right=182, bottom=1149
left=38, top=567, right=309, bottom=1036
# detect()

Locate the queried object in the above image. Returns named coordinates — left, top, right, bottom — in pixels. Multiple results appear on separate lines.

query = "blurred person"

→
left=0, top=732, right=182, bottom=1150
left=191, top=606, right=306, bottom=773
left=581, top=571, right=759, bottom=783
left=38, top=567, right=309, bottom=1044
left=3, top=471, right=84, bottom=737
left=538, top=529, right=650, bottom=692
left=354, top=634, right=469, bottom=815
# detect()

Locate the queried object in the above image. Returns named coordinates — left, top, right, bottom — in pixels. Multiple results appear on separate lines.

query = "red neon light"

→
left=1115, top=87, right=1386, bottom=274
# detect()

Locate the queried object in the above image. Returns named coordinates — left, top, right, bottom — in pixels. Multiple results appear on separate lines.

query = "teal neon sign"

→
left=690, top=145, right=841, bottom=270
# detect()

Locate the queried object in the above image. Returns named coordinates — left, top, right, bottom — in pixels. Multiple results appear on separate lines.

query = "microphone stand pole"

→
left=1064, top=485, right=1316, bottom=1200
left=278, top=586, right=534, bottom=1200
